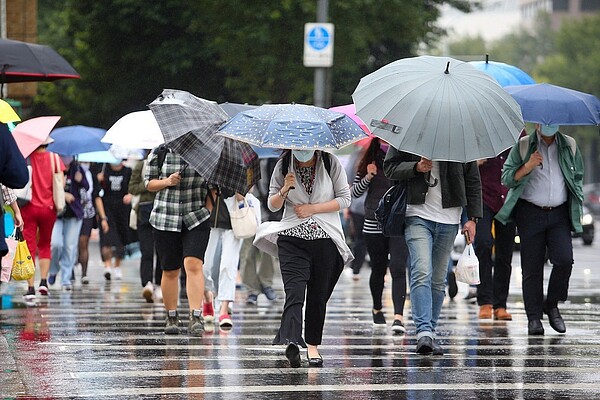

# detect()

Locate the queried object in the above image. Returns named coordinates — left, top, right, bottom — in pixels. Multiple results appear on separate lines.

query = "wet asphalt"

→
left=1, top=234, right=600, bottom=399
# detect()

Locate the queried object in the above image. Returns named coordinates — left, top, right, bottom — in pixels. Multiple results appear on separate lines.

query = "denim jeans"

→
left=405, top=216, right=458, bottom=339
left=50, top=217, right=84, bottom=286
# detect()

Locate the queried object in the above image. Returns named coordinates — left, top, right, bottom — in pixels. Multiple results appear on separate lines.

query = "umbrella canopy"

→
left=328, top=103, right=370, bottom=134
left=77, top=150, right=120, bottom=164
left=352, top=55, right=524, bottom=162
left=149, top=90, right=259, bottom=194
left=217, top=103, right=368, bottom=150
left=504, top=83, right=600, bottom=126
left=148, top=89, right=229, bottom=143
left=219, top=102, right=257, bottom=117
left=47, top=125, right=109, bottom=156
left=0, top=99, right=20, bottom=123
left=469, top=57, right=535, bottom=87
left=102, top=110, right=165, bottom=149
left=11, top=116, right=61, bottom=158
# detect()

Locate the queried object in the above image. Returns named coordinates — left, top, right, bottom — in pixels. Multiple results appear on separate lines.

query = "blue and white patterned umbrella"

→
left=216, top=103, right=368, bottom=150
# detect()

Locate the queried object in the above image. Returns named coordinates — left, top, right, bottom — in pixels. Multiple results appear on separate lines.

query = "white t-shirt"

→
left=406, top=162, right=462, bottom=225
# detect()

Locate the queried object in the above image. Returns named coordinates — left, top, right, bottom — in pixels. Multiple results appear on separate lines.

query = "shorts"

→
left=153, top=220, right=210, bottom=271
left=79, top=217, right=95, bottom=237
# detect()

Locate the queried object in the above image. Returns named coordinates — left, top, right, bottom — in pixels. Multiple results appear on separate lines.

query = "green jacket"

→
left=128, top=159, right=156, bottom=211
left=495, top=131, right=584, bottom=233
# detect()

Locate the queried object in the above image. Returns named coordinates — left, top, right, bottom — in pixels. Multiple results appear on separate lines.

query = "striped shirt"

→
left=144, top=150, right=210, bottom=232
left=351, top=174, right=381, bottom=234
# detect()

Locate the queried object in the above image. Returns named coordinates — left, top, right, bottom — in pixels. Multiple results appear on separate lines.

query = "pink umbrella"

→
left=12, top=116, right=61, bottom=157
left=329, top=104, right=372, bottom=147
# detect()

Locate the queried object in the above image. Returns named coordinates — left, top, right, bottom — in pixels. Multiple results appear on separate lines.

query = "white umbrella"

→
left=102, top=110, right=164, bottom=149
left=352, top=55, right=524, bottom=162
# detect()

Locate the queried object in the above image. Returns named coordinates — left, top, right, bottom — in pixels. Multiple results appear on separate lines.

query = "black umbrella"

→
left=0, top=38, right=80, bottom=90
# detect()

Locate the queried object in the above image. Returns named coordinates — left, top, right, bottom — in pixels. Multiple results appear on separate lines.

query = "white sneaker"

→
left=104, top=267, right=112, bottom=281
left=154, top=286, right=163, bottom=301
left=142, top=282, right=154, bottom=303
left=113, top=267, right=123, bottom=280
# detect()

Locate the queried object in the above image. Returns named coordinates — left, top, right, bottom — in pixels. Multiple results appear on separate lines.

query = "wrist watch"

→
left=469, top=217, right=479, bottom=224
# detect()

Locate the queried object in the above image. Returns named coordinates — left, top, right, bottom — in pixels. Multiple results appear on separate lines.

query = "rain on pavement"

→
left=1, top=234, right=600, bottom=399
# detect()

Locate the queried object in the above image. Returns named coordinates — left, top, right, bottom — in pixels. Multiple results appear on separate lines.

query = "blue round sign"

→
left=307, top=27, right=330, bottom=51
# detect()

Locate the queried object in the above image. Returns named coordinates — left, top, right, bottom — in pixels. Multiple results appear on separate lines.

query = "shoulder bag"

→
left=230, top=198, right=258, bottom=239
left=50, top=153, right=66, bottom=215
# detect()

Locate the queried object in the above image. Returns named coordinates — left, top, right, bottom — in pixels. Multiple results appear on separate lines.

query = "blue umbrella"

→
left=217, top=104, right=368, bottom=150
left=504, top=83, right=600, bottom=125
left=469, top=57, right=535, bottom=87
left=48, top=125, right=109, bottom=156
left=77, top=150, right=120, bottom=164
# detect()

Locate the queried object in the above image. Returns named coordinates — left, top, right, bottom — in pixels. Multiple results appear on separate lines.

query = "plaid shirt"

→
left=1, top=185, right=17, bottom=205
left=144, top=149, right=210, bottom=232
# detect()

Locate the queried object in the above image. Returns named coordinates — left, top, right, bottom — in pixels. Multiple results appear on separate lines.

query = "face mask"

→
left=540, top=124, right=559, bottom=137
left=292, top=150, right=315, bottom=163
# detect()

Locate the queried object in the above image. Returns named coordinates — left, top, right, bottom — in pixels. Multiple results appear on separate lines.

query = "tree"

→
left=35, top=0, right=474, bottom=127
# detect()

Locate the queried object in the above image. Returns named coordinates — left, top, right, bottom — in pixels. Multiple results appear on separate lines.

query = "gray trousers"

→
left=240, top=237, right=278, bottom=295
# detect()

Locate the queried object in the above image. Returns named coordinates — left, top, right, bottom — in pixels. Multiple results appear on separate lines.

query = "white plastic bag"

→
left=455, top=243, right=480, bottom=285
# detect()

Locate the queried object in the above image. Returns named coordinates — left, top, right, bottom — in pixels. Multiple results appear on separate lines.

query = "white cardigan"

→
left=253, top=153, right=354, bottom=266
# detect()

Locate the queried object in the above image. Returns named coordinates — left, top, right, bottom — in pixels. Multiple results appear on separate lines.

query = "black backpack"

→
left=374, top=183, right=407, bottom=237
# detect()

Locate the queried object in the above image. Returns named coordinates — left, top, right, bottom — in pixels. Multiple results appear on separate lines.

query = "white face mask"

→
left=292, top=150, right=315, bottom=163
left=540, top=124, right=559, bottom=137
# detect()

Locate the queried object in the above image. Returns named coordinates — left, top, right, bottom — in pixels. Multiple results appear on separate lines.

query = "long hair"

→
left=356, top=138, right=381, bottom=178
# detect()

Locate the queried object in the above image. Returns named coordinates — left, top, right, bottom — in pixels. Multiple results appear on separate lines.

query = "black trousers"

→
left=137, top=203, right=162, bottom=287
left=515, top=200, right=573, bottom=320
left=474, top=204, right=515, bottom=309
left=350, top=212, right=367, bottom=274
left=365, top=232, right=408, bottom=315
left=274, top=236, right=343, bottom=347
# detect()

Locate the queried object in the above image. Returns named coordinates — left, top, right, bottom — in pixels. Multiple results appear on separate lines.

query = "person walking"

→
left=254, top=149, right=352, bottom=368
left=145, top=147, right=210, bottom=337
left=21, top=137, right=66, bottom=299
left=75, top=161, right=96, bottom=284
left=48, top=159, right=89, bottom=290
left=496, top=124, right=583, bottom=335
left=474, top=151, right=516, bottom=320
left=384, top=147, right=481, bottom=355
left=351, top=138, right=409, bottom=334
left=129, top=157, right=162, bottom=303
left=97, top=161, right=132, bottom=280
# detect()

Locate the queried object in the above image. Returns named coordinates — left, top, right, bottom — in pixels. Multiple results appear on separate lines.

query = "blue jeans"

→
left=405, top=216, right=458, bottom=339
left=50, top=217, right=83, bottom=286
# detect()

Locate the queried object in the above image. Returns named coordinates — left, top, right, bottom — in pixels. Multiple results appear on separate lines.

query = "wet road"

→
left=1, top=235, right=600, bottom=399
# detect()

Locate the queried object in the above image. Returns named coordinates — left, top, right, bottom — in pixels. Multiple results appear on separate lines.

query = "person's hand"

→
left=282, top=172, right=296, bottom=193
left=366, top=162, right=377, bottom=179
left=294, top=204, right=315, bottom=219
left=526, top=151, right=543, bottom=172
left=416, top=157, right=433, bottom=173
left=165, top=172, right=181, bottom=187
left=74, top=170, right=83, bottom=183
left=65, top=192, right=75, bottom=204
left=101, top=219, right=109, bottom=233
left=123, top=193, right=132, bottom=205
left=462, top=220, right=477, bottom=245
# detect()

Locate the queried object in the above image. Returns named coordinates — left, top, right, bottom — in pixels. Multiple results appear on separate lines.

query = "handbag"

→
left=50, top=153, right=66, bottom=215
left=374, top=183, right=407, bottom=237
left=14, top=165, right=32, bottom=208
left=10, top=229, right=35, bottom=281
left=230, top=198, right=258, bottom=239
left=455, top=243, right=480, bottom=285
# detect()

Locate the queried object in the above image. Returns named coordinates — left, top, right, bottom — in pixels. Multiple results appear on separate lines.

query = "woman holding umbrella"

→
left=253, top=149, right=352, bottom=368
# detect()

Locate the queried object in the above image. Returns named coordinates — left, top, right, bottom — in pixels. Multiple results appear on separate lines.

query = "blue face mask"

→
left=540, top=124, right=559, bottom=137
left=292, top=150, right=315, bottom=163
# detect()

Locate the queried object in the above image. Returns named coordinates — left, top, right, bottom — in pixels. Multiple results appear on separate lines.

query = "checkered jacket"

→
left=144, top=149, right=210, bottom=232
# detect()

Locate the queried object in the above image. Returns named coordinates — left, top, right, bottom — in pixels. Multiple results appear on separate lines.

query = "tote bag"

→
left=230, top=198, right=258, bottom=239
left=50, top=153, right=66, bottom=215
left=11, top=229, right=35, bottom=281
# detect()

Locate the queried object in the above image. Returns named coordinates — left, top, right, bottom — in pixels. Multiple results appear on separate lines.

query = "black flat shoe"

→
left=528, top=319, right=544, bottom=336
left=285, top=343, right=301, bottom=368
left=307, top=354, right=323, bottom=367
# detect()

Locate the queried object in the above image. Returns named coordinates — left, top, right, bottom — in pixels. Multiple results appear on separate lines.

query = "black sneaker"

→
left=372, top=311, right=386, bottom=325
left=262, top=286, right=278, bottom=301
left=448, top=271, right=458, bottom=299
left=391, top=319, right=406, bottom=334
left=164, top=310, right=181, bottom=335
left=188, top=310, right=205, bottom=337
left=246, top=293, right=258, bottom=305
left=416, top=336, right=434, bottom=354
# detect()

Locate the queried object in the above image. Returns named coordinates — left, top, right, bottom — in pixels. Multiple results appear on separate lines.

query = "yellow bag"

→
left=11, top=230, right=35, bottom=281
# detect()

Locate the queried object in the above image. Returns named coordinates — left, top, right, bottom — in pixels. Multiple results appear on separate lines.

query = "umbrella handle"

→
left=424, top=171, right=438, bottom=187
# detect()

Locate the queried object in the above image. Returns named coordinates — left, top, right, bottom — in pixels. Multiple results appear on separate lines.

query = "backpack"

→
left=373, top=183, right=407, bottom=237
left=518, top=134, right=577, bottom=161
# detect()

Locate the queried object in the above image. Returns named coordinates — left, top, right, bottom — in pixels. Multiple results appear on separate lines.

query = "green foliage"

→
left=34, top=0, right=473, bottom=127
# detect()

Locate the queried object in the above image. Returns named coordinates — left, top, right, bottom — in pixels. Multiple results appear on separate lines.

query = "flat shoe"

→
left=307, top=354, right=323, bottom=367
left=285, top=343, right=301, bottom=368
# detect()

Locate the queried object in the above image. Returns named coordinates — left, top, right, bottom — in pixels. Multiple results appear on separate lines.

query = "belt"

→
left=519, top=199, right=564, bottom=211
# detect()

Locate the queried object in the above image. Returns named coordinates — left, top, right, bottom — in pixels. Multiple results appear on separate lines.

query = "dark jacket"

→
left=383, top=147, right=482, bottom=220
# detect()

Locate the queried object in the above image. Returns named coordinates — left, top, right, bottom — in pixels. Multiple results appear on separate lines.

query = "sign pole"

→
left=313, top=0, right=328, bottom=108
